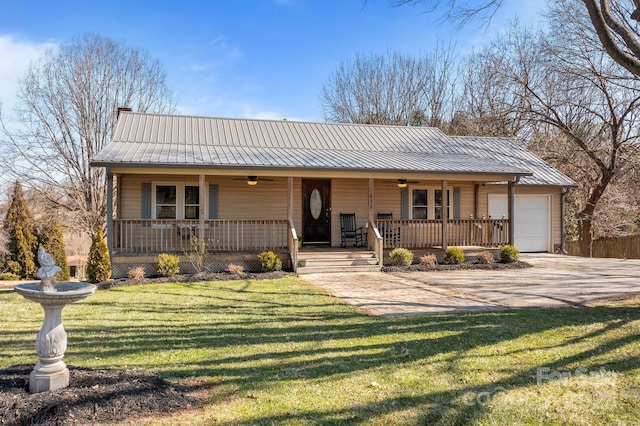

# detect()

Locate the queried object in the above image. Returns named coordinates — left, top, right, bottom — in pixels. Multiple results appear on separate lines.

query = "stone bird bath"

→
left=14, top=247, right=96, bottom=393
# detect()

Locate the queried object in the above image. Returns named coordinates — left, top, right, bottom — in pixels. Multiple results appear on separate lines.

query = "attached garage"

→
left=488, top=194, right=551, bottom=252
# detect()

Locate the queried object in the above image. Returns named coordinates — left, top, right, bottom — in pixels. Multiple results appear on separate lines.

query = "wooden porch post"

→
left=442, top=180, right=448, bottom=250
left=106, top=168, right=114, bottom=259
left=474, top=184, right=480, bottom=218
left=368, top=178, right=374, bottom=222
left=199, top=174, right=205, bottom=242
left=287, top=177, right=294, bottom=222
left=508, top=177, right=519, bottom=246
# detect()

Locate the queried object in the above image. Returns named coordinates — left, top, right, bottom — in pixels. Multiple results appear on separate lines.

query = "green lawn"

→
left=2, top=277, right=639, bottom=425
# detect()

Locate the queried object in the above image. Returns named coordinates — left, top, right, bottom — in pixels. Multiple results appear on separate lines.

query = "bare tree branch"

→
left=0, top=33, right=175, bottom=236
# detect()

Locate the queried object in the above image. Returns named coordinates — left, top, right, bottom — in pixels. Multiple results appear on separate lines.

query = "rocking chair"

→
left=340, top=213, right=364, bottom=247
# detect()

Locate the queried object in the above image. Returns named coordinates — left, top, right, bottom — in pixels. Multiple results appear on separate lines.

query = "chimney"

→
left=117, top=107, right=132, bottom=117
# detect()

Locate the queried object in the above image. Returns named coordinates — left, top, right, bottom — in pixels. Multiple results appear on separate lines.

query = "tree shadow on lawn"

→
left=3, top=281, right=639, bottom=425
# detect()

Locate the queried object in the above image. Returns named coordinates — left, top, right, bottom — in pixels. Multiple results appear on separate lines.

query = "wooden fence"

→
left=566, top=235, right=640, bottom=259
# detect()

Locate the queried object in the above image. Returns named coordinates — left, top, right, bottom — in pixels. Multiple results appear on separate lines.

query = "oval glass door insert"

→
left=310, top=188, right=322, bottom=220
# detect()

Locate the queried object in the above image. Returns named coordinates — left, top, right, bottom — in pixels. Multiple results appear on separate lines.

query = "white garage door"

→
left=488, top=195, right=550, bottom=252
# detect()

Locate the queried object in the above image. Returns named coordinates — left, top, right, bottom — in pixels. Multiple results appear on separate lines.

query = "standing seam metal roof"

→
left=91, top=112, right=574, bottom=186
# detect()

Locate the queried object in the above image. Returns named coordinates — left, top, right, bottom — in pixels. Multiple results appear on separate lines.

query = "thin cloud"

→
left=0, top=35, right=57, bottom=117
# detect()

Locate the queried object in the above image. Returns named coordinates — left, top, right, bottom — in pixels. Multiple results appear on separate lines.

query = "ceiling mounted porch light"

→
left=397, top=179, right=407, bottom=188
left=247, top=176, right=258, bottom=186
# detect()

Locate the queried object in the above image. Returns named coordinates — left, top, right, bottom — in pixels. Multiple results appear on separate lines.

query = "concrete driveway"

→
left=301, top=254, right=640, bottom=317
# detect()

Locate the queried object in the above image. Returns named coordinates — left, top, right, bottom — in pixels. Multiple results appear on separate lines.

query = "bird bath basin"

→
left=14, top=248, right=96, bottom=393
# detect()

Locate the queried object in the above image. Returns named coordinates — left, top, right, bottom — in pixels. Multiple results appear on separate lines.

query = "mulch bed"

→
left=0, top=365, right=208, bottom=426
left=382, top=260, right=531, bottom=272
left=98, top=270, right=294, bottom=289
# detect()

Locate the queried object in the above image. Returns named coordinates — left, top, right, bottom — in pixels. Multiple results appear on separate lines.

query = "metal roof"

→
left=446, top=136, right=576, bottom=186
left=91, top=112, right=573, bottom=185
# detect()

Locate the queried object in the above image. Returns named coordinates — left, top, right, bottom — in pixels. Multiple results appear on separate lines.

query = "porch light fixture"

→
left=247, top=176, right=258, bottom=186
left=397, top=179, right=407, bottom=188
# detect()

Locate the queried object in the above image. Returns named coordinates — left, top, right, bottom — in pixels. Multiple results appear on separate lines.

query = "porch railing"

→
left=374, top=218, right=510, bottom=249
left=112, top=219, right=289, bottom=254
left=368, top=219, right=384, bottom=265
left=287, top=220, right=299, bottom=272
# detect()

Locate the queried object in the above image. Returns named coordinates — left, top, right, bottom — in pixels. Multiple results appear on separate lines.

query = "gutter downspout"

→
left=507, top=176, right=521, bottom=246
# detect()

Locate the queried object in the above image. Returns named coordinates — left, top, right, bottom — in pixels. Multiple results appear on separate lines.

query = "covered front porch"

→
left=110, top=217, right=510, bottom=255
left=105, top=172, right=515, bottom=274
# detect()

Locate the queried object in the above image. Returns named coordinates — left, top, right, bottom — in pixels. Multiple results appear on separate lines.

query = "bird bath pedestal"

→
left=14, top=272, right=96, bottom=393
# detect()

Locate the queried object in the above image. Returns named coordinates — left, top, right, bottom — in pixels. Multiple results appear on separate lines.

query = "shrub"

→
left=419, top=253, right=438, bottom=266
left=4, top=181, right=38, bottom=279
left=389, top=247, right=414, bottom=266
left=184, top=237, right=207, bottom=273
left=5, top=261, right=21, bottom=276
left=87, top=225, right=111, bottom=283
left=127, top=266, right=145, bottom=281
left=227, top=263, right=245, bottom=276
left=37, top=221, right=70, bottom=280
left=500, top=245, right=520, bottom=263
left=476, top=250, right=495, bottom=264
left=258, top=251, right=282, bottom=272
left=444, top=247, right=465, bottom=264
left=157, top=253, right=180, bottom=277
left=0, top=272, right=20, bottom=281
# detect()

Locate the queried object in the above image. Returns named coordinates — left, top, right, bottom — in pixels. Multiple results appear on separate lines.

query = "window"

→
left=152, top=183, right=203, bottom=220
left=412, top=189, right=428, bottom=219
left=409, top=187, right=453, bottom=219
left=184, top=186, right=200, bottom=219
left=434, top=189, right=451, bottom=220
left=155, top=185, right=177, bottom=219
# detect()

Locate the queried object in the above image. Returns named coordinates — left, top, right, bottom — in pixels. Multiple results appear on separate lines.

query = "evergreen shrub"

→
left=389, top=247, right=414, bottom=266
left=157, top=253, right=180, bottom=277
left=444, top=247, right=465, bottom=264
left=37, top=221, right=70, bottom=280
left=258, top=251, right=282, bottom=272
left=87, top=225, right=111, bottom=283
left=500, top=245, right=520, bottom=263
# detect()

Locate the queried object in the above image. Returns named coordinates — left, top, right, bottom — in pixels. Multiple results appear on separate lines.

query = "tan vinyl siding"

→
left=331, top=179, right=369, bottom=247
left=456, top=182, right=475, bottom=219
left=118, top=174, right=291, bottom=220
left=373, top=181, right=401, bottom=218
left=119, top=174, right=149, bottom=218
left=216, top=176, right=287, bottom=220
left=293, top=178, right=302, bottom=235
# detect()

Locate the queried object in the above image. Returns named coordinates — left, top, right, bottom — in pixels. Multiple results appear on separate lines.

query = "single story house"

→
left=91, top=110, right=575, bottom=277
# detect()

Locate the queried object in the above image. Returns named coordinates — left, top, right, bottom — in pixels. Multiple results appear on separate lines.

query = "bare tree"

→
left=0, top=33, right=175, bottom=237
left=321, top=47, right=457, bottom=127
left=447, top=48, right=525, bottom=137
left=496, top=11, right=640, bottom=256
left=394, top=0, right=640, bottom=77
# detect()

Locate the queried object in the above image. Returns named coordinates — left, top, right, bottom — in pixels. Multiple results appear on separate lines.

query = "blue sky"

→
left=0, top=0, right=543, bottom=123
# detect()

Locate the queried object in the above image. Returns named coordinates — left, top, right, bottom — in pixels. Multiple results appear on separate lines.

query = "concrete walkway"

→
left=301, top=254, right=640, bottom=317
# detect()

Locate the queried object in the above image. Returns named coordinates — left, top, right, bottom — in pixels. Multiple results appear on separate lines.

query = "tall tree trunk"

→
left=577, top=210, right=594, bottom=257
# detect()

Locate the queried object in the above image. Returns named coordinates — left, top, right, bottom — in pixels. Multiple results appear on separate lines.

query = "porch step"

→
left=296, top=250, right=381, bottom=274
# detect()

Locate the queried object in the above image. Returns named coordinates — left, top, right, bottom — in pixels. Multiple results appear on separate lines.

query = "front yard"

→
left=1, top=277, right=639, bottom=425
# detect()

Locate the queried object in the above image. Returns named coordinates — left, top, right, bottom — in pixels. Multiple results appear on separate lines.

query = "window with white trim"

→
left=412, top=189, right=428, bottom=219
left=184, top=185, right=200, bottom=219
left=434, top=189, right=451, bottom=220
left=410, top=187, right=452, bottom=219
left=152, top=183, right=203, bottom=220
left=155, top=185, right=177, bottom=219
